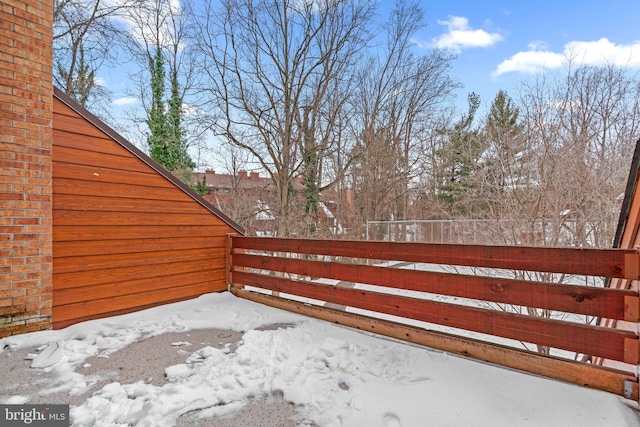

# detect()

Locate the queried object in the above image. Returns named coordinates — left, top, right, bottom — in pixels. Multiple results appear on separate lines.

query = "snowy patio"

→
left=1, top=292, right=638, bottom=427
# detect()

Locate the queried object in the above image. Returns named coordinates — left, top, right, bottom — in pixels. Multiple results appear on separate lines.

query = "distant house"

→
left=195, top=170, right=348, bottom=236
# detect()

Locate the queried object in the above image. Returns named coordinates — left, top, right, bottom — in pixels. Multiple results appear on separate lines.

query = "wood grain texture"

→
left=54, top=225, right=229, bottom=241
left=53, top=194, right=204, bottom=214
left=53, top=281, right=224, bottom=326
left=233, top=237, right=636, bottom=279
left=54, top=177, right=195, bottom=201
left=54, top=248, right=225, bottom=274
left=231, top=271, right=634, bottom=362
left=52, top=95, right=237, bottom=328
left=54, top=161, right=175, bottom=188
left=55, top=260, right=225, bottom=290
left=232, top=253, right=634, bottom=319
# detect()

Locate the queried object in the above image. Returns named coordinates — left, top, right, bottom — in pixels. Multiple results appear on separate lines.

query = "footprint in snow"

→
left=383, top=412, right=402, bottom=427
left=408, top=376, right=432, bottom=384
left=426, top=350, right=448, bottom=362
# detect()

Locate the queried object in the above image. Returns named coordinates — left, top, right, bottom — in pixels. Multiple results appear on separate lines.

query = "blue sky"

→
left=395, top=0, right=640, bottom=110
left=105, top=0, right=640, bottom=147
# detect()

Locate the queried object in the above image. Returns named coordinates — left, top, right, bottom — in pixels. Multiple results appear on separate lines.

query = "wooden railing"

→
left=226, top=235, right=640, bottom=400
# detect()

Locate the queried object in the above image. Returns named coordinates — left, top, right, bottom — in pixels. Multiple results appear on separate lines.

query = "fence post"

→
left=624, top=252, right=640, bottom=280
left=226, top=233, right=235, bottom=292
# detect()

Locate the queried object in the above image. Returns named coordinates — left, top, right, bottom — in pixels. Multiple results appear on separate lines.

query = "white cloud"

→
left=527, top=41, right=549, bottom=51
left=112, top=97, right=138, bottom=106
left=494, top=50, right=565, bottom=76
left=111, top=0, right=183, bottom=47
left=94, top=77, right=106, bottom=87
left=181, top=102, right=199, bottom=116
left=494, top=38, right=640, bottom=76
left=432, top=16, right=503, bottom=53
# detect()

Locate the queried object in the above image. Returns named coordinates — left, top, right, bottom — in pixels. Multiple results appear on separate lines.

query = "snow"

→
left=30, top=342, right=63, bottom=368
left=1, top=292, right=638, bottom=427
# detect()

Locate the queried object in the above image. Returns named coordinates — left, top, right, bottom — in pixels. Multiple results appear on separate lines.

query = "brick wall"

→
left=0, top=0, right=54, bottom=337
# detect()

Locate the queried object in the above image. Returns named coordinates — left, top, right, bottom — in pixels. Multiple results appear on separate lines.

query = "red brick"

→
left=0, top=304, right=23, bottom=315
left=0, top=273, right=26, bottom=282
left=25, top=194, right=50, bottom=201
left=0, top=289, right=25, bottom=299
left=0, top=193, right=23, bottom=200
left=12, top=217, right=38, bottom=225
left=26, top=285, right=50, bottom=295
left=0, top=257, right=25, bottom=266
left=13, top=249, right=39, bottom=256
left=0, top=241, right=22, bottom=249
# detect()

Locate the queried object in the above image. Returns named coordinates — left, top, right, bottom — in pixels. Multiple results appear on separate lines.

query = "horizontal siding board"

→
left=53, top=194, right=205, bottom=214
left=53, top=128, right=123, bottom=156
left=54, top=145, right=155, bottom=173
left=53, top=110, right=115, bottom=139
left=53, top=97, right=85, bottom=120
left=232, top=271, right=633, bottom=362
left=54, top=177, right=196, bottom=201
left=53, top=281, right=225, bottom=325
left=54, top=225, right=230, bottom=241
left=54, top=236, right=226, bottom=257
left=55, top=269, right=226, bottom=306
left=53, top=161, right=175, bottom=188
left=52, top=298, right=196, bottom=330
left=54, top=210, right=228, bottom=226
left=54, top=259, right=225, bottom=290
left=53, top=249, right=225, bottom=274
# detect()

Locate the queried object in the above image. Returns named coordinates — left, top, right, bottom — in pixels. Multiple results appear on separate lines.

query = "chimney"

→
left=238, top=171, right=248, bottom=179
left=251, top=172, right=259, bottom=181
left=0, top=0, right=54, bottom=337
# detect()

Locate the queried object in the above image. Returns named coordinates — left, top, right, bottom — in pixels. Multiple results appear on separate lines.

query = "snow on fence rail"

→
left=226, top=235, right=640, bottom=401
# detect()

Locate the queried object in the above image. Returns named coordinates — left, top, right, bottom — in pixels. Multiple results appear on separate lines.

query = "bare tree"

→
left=349, top=0, right=459, bottom=236
left=464, top=63, right=640, bottom=356
left=123, top=0, right=204, bottom=187
left=53, top=0, right=138, bottom=114
left=194, top=0, right=375, bottom=237
left=511, top=62, right=640, bottom=248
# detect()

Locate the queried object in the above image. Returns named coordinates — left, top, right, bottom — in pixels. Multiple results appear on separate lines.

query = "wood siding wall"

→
left=52, top=96, right=238, bottom=329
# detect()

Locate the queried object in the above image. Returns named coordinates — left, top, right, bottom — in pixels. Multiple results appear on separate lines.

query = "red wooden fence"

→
left=227, top=235, right=640, bottom=400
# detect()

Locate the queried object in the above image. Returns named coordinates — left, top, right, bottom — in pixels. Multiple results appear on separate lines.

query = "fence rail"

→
left=227, top=235, right=640, bottom=400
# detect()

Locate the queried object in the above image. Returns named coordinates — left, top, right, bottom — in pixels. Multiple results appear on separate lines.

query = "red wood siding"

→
left=52, top=96, right=238, bottom=328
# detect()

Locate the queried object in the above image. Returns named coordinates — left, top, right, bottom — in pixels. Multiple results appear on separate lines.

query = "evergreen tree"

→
left=436, top=92, right=484, bottom=215
left=167, top=68, right=194, bottom=171
left=147, top=47, right=169, bottom=168
left=301, top=107, right=320, bottom=236
left=147, top=47, right=195, bottom=178
left=485, top=90, right=523, bottom=192
left=194, top=175, right=208, bottom=196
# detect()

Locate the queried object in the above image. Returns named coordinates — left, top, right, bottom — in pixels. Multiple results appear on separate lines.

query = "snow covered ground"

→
left=1, top=292, right=638, bottom=427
